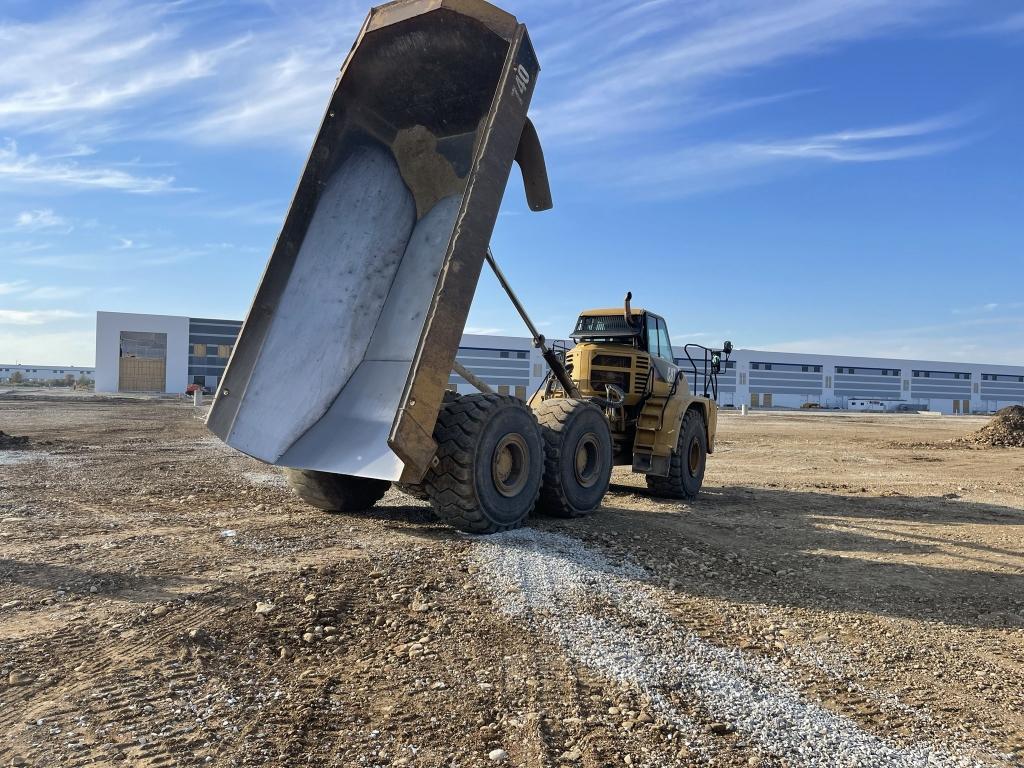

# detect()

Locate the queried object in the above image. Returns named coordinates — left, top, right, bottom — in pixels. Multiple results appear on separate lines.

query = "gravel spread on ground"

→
left=472, top=528, right=1010, bottom=768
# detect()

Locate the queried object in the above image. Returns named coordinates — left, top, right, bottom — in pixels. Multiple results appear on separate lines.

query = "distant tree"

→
left=10, top=371, right=23, bottom=384
left=77, top=375, right=94, bottom=388
left=63, top=373, right=75, bottom=387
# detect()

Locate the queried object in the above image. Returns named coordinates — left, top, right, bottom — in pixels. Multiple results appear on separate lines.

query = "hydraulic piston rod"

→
left=484, top=248, right=581, bottom=399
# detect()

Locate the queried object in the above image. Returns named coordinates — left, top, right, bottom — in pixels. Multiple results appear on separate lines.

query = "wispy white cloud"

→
left=15, top=241, right=249, bottom=270
left=0, top=0, right=362, bottom=148
left=753, top=315, right=1024, bottom=365
left=0, top=139, right=185, bottom=193
left=0, top=1, right=247, bottom=130
left=952, top=301, right=1024, bottom=315
left=464, top=327, right=505, bottom=336
left=526, top=0, right=951, bottom=143
left=0, top=329, right=94, bottom=366
left=14, top=208, right=71, bottom=232
left=961, top=11, right=1024, bottom=36
left=611, top=111, right=972, bottom=195
left=0, top=280, right=88, bottom=301
left=22, top=285, right=90, bottom=301
left=0, top=280, right=29, bottom=296
left=0, top=308, right=87, bottom=325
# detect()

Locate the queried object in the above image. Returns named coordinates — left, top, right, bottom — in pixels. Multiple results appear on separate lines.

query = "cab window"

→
left=657, top=318, right=674, bottom=362
left=647, top=315, right=673, bottom=361
left=645, top=315, right=661, bottom=358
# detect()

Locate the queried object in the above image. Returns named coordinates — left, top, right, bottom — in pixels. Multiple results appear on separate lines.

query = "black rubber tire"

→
left=645, top=409, right=707, bottom=499
left=394, top=482, right=430, bottom=501
left=534, top=398, right=612, bottom=517
left=423, top=393, right=543, bottom=534
left=284, top=469, right=390, bottom=512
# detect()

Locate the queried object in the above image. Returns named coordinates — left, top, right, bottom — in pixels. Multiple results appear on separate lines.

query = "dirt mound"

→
left=0, top=430, right=30, bottom=449
left=958, top=405, right=1024, bottom=448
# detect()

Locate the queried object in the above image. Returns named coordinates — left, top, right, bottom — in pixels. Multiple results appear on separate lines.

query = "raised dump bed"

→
left=207, top=0, right=550, bottom=491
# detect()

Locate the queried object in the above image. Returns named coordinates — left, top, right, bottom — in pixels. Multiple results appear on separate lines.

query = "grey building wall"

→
left=187, top=318, right=243, bottom=387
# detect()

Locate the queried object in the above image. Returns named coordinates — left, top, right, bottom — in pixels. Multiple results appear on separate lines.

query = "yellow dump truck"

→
left=207, top=0, right=731, bottom=533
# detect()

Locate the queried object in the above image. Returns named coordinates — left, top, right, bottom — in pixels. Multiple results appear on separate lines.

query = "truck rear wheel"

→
left=645, top=409, right=706, bottom=499
left=423, top=393, right=543, bottom=534
left=284, top=469, right=390, bottom=512
left=534, top=398, right=612, bottom=517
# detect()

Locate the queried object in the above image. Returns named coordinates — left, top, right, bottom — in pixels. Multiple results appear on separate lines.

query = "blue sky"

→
left=0, top=0, right=1022, bottom=366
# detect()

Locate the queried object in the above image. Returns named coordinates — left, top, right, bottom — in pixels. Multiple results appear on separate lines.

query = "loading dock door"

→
left=750, top=393, right=759, bottom=407
left=119, top=358, right=166, bottom=392
left=118, top=331, right=168, bottom=392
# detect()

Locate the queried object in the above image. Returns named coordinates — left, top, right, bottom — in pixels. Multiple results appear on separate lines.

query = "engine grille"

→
left=591, top=354, right=631, bottom=368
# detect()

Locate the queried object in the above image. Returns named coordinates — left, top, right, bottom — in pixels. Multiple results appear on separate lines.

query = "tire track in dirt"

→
left=471, top=528, right=1013, bottom=768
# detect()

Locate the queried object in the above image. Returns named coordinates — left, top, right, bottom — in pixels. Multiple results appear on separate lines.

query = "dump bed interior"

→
left=206, top=0, right=546, bottom=484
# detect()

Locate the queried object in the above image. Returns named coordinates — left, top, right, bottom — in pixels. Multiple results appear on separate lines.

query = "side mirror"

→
left=723, top=340, right=733, bottom=355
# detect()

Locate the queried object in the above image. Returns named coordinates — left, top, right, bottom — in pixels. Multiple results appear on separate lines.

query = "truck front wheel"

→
left=645, top=409, right=706, bottom=499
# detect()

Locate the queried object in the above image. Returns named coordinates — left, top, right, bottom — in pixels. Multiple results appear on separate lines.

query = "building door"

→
left=763, top=392, right=773, bottom=408
left=750, top=392, right=759, bottom=407
left=952, top=400, right=960, bottom=415
left=118, top=331, right=168, bottom=392
left=118, top=357, right=166, bottom=392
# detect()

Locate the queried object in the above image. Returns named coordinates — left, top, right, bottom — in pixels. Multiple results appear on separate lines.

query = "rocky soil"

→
left=0, top=399, right=1022, bottom=767
left=957, top=406, right=1024, bottom=448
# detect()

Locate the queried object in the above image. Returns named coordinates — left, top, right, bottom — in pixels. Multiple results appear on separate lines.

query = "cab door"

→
left=645, top=313, right=679, bottom=385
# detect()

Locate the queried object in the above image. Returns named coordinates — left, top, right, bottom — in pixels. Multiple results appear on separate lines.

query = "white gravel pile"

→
left=472, top=528, right=1003, bottom=768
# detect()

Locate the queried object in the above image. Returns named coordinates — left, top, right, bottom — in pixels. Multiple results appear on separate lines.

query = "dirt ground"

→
left=1, top=393, right=1022, bottom=768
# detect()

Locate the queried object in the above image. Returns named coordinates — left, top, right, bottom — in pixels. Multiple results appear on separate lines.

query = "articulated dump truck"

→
left=208, top=0, right=731, bottom=533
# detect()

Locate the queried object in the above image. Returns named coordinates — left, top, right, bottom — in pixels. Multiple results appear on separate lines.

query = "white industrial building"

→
left=0, top=363, right=94, bottom=384
left=93, top=311, right=1024, bottom=415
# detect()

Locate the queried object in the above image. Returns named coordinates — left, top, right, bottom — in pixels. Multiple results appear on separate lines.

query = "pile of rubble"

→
left=958, top=405, right=1024, bottom=448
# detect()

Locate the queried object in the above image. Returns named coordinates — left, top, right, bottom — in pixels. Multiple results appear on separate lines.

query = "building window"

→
left=193, top=343, right=207, bottom=357
left=751, top=363, right=760, bottom=370
left=825, top=375, right=832, bottom=388
left=218, top=344, right=231, bottom=358
left=739, top=372, right=747, bottom=385
left=500, top=351, right=509, bottom=359
left=497, top=384, right=510, bottom=395
left=517, top=351, right=527, bottom=360
left=532, top=363, right=542, bottom=377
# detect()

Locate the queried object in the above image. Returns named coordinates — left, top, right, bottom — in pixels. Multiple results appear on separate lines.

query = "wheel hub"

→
left=688, top=437, right=702, bottom=475
left=492, top=433, right=529, bottom=497
left=573, top=432, right=602, bottom=488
